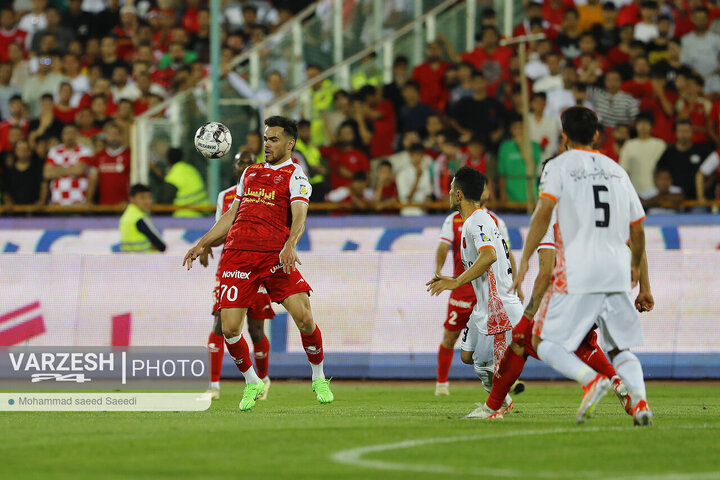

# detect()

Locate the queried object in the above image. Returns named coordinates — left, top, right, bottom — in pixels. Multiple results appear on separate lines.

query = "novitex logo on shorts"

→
left=0, top=347, right=210, bottom=412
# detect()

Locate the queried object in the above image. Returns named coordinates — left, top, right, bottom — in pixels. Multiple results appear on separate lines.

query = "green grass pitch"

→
left=1, top=381, right=718, bottom=479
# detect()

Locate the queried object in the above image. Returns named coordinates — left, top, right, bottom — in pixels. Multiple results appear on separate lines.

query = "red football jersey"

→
left=92, top=147, right=131, bottom=205
left=225, top=159, right=312, bottom=252
left=439, top=212, right=476, bottom=302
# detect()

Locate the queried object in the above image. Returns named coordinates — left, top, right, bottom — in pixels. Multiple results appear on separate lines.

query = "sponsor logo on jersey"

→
left=244, top=187, right=277, bottom=206
left=300, top=185, right=308, bottom=195
left=449, top=298, right=473, bottom=309
left=270, top=264, right=284, bottom=274
left=274, top=175, right=283, bottom=184
left=222, top=270, right=251, bottom=279
left=480, top=233, right=490, bottom=242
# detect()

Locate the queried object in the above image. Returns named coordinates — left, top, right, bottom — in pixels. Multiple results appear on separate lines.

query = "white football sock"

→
left=474, top=365, right=494, bottom=393
left=241, top=367, right=260, bottom=384
left=537, top=340, right=596, bottom=386
left=311, top=361, right=325, bottom=381
left=210, top=381, right=220, bottom=389
left=612, top=350, right=646, bottom=407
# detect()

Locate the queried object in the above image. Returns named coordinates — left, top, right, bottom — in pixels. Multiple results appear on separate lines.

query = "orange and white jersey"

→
left=538, top=148, right=645, bottom=294
left=460, top=208, right=521, bottom=335
left=215, top=185, right=238, bottom=221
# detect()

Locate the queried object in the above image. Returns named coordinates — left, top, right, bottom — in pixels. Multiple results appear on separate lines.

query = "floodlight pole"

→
left=207, top=0, right=221, bottom=203
left=500, top=33, right=546, bottom=214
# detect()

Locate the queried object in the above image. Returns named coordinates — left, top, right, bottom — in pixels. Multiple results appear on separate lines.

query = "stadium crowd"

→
left=1, top=0, right=720, bottom=215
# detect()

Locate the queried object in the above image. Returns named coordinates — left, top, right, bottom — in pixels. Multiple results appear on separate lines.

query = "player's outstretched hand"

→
left=199, top=247, right=214, bottom=268
left=183, top=244, right=205, bottom=270
left=426, top=274, right=459, bottom=296
left=279, top=242, right=301, bottom=274
left=635, top=290, right=654, bottom=313
left=509, top=258, right=528, bottom=295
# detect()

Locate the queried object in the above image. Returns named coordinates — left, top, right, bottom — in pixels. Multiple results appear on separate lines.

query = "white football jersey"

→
left=538, top=148, right=645, bottom=294
left=461, top=208, right=521, bottom=335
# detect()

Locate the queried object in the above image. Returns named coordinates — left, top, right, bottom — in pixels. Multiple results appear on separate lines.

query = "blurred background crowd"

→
left=1, top=0, right=720, bottom=216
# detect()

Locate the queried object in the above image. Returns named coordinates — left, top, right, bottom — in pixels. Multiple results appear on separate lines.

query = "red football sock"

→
left=224, top=335, right=253, bottom=373
left=300, top=325, right=324, bottom=365
left=253, top=336, right=270, bottom=379
left=486, top=348, right=526, bottom=411
left=436, top=345, right=454, bottom=383
left=208, top=332, right=224, bottom=382
left=512, top=314, right=538, bottom=359
left=574, top=331, right=617, bottom=379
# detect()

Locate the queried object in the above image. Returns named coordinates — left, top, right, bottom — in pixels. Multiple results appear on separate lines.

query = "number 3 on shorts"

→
left=220, top=285, right=238, bottom=302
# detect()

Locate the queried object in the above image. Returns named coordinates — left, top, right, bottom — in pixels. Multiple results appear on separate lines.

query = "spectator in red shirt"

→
left=53, top=82, right=78, bottom=124
left=182, top=0, right=202, bottom=34
left=356, top=85, right=396, bottom=159
left=411, top=40, right=450, bottom=112
left=606, top=24, right=634, bottom=71
left=0, top=8, right=27, bottom=63
left=91, top=121, right=130, bottom=206
left=0, top=95, right=28, bottom=149
left=639, top=68, right=677, bottom=143
left=373, top=159, right=398, bottom=206
left=461, top=27, right=512, bottom=97
left=465, top=136, right=489, bottom=175
left=75, top=107, right=101, bottom=146
left=621, top=55, right=653, bottom=101
left=617, top=0, right=642, bottom=26
left=676, top=72, right=712, bottom=143
left=600, top=124, right=631, bottom=162
left=320, top=121, right=370, bottom=190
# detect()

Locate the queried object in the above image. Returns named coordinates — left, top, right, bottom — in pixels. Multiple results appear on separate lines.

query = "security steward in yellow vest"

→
left=162, top=147, right=207, bottom=217
left=294, top=119, right=329, bottom=201
left=119, top=184, right=167, bottom=252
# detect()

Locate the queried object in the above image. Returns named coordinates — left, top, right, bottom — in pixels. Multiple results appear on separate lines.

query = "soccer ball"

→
left=194, top=122, right=232, bottom=159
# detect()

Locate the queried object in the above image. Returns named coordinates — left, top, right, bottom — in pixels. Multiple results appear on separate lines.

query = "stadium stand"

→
left=1, top=0, right=720, bottom=215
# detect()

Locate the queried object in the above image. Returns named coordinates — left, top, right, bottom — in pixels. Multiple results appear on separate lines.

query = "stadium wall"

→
left=1, top=215, right=719, bottom=380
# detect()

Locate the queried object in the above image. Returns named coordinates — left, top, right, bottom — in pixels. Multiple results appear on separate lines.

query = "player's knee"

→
left=247, top=320, right=264, bottom=343
left=292, top=308, right=315, bottom=334
left=221, top=324, right=241, bottom=338
left=442, top=330, right=460, bottom=349
left=460, top=350, right=473, bottom=364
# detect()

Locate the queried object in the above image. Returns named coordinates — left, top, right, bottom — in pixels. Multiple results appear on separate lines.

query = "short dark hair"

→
left=167, top=147, right=183, bottom=165
left=297, top=119, right=311, bottom=128
left=603, top=2, right=616, bottom=11
left=635, top=110, right=655, bottom=126
left=675, top=118, right=692, bottom=129
left=130, top=184, right=151, bottom=197
left=352, top=171, right=368, bottom=182
left=561, top=106, right=599, bottom=145
left=264, top=116, right=298, bottom=147
left=41, top=93, right=54, bottom=102
left=453, top=166, right=486, bottom=202
left=654, top=166, right=671, bottom=177
left=408, top=143, right=425, bottom=154
left=403, top=80, right=420, bottom=91
left=393, top=55, right=409, bottom=67
left=378, top=160, right=392, bottom=169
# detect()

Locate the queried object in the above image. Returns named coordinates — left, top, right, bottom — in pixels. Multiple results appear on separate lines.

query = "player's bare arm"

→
left=183, top=200, right=240, bottom=270
left=434, top=242, right=451, bottom=276
left=628, top=221, right=645, bottom=288
left=279, top=201, right=308, bottom=274
left=510, top=196, right=554, bottom=293
left=508, top=250, right=524, bottom=302
left=634, top=250, right=654, bottom=313
left=426, top=246, right=497, bottom=296
left=524, top=248, right=555, bottom=319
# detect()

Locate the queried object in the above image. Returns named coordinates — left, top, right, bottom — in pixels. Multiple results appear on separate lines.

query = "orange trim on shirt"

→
left=538, top=192, right=558, bottom=203
left=630, top=216, right=646, bottom=226
left=573, top=148, right=601, bottom=153
left=478, top=245, right=496, bottom=253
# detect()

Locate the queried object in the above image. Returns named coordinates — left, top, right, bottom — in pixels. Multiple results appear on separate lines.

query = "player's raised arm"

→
left=183, top=200, right=239, bottom=269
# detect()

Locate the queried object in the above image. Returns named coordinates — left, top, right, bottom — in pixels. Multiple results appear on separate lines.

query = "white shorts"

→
left=540, top=292, right=643, bottom=352
left=461, top=302, right=523, bottom=365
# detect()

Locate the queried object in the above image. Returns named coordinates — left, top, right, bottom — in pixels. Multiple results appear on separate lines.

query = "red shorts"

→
left=444, top=294, right=475, bottom=331
left=217, top=250, right=312, bottom=309
left=213, top=275, right=275, bottom=320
